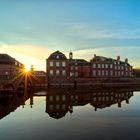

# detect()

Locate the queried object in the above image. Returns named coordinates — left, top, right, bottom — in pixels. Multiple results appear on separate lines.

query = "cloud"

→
left=65, top=22, right=140, bottom=40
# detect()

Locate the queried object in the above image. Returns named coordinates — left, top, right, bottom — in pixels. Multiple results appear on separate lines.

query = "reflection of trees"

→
left=46, top=88, right=134, bottom=119
left=0, top=90, right=33, bottom=120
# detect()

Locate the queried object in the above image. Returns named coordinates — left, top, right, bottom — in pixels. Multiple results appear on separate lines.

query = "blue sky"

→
left=0, top=0, right=140, bottom=70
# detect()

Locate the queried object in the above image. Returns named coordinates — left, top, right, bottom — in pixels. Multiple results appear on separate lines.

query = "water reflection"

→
left=46, top=88, right=134, bottom=119
left=0, top=87, right=138, bottom=120
left=0, top=89, right=33, bottom=120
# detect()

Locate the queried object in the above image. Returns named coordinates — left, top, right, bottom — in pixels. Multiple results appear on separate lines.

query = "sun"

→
left=24, top=66, right=30, bottom=73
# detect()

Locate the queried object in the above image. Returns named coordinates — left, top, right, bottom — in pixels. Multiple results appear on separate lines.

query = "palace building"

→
left=46, top=51, right=133, bottom=85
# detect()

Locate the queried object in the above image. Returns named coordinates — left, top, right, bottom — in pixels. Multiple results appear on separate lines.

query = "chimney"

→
left=125, top=58, right=128, bottom=63
left=69, top=51, right=73, bottom=59
left=117, top=56, right=120, bottom=61
left=94, top=54, right=96, bottom=58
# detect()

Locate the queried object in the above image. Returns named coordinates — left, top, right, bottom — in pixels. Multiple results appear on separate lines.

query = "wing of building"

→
left=46, top=51, right=133, bottom=86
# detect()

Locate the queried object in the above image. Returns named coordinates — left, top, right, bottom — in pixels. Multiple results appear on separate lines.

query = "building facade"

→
left=33, top=71, right=46, bottom=85
left=46, top=51, right=133, bottom=85
left=0, top=54, right=24, bottom=84
left=91, top=55, right=133, bottom=78
left=46, top=51, right=69, bottom=85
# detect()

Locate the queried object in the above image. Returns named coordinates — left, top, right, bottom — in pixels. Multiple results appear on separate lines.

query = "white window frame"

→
left=49, top=61, right=53, bottom=67
left=49, top=70, right=53, bottom=76
left=62, top=62, right=66, bottom=67
left=56, top=62, right=60, bottom=67
left=56, top=70, right=60, bottom=76
left=62, top=70, right=66, bottom=76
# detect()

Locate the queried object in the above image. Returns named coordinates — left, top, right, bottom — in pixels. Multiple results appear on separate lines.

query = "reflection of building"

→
left=46, top=51, right=133, bottom=85
left=45, top=88, right=133, bottom=119
left=0, top=54, right=24, bottom=83
left=90, top=91, right=133, bottom=111
left=45, top=90, right=71, bottom=119
left=0, top=91, right=32, bottom=120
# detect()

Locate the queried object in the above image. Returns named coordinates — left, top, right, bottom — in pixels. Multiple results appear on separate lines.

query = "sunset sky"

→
left=0, top=0, right=140, bottom=71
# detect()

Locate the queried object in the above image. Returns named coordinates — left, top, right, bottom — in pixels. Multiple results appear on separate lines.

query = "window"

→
left=56, top=95, right=60, bottom=101
left=49, top=96, right=53, bottom=101
left=93, top=64, right=96, bottom=68
left=102, top=64, right=104, bottom=68
left=70, top=72, right=74, bottom=77
left=62, top=95, right=66, bottom=101
left=118, top=71, right=120, bottom=76
left=56, top=55, right=59, bottom=59
left=110, top=64, right=113, bottom=68
left=98, top=70, right=101, bottom=76
left=106, top=70, right=108, bottom=76
left=129, top=72, right=132, bottom=76
left=62, top=104, right=66, bottom=109
left=15, top=61, right=18, bottom=65
left=56, top=70, right=60, bottom=76
left=105, top=64, right=108, bottom=68
left=121, top=66, right=124, bottom=70
left=115, top=66, right=117, bottom=70
left=56, top=62, right=60, bottom=67
left=110, top=70, right=113, bottom=76
left=75, top=72, right=78, bottom=77
left=49, top=70, right=53, bottom=76
left=115, top=71, right=117, bottom=76
left=93, top=70, right=96, bottom=76
left=62, top=62, right=66, bottom=67
left=118, top=66, right=120, bottom=70
left=49, top=61, right=53, bottom=67
left=62, top=70, right=66, bottom=76
left=98, top=64, right=101, bottom=68
left=102, top=70, right=104, bottom=76
left=49, top=105, right=53, bottom=110
left=75, top=67, right=78, bottom=71
left=56, top=105, right=60, bottom=110
left=5, top=71, right=8, bottom=75
left=71, top=66, right=73, bottom=70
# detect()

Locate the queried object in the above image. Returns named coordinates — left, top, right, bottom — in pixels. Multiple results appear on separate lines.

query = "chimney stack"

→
left=117, top=56, right=120, bottom=61
left=125, top=58, right=128, bottom=63
left=69, top=51, right=73, bottom=59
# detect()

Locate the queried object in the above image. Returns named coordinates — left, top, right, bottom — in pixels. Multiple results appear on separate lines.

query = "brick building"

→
left=46, top=51, right=69, bottom=85
left=46, top=51, right=133, bottom=85
left=0, top=54, right=24, bottom=84
left=33, top=71, right=46, bottom=85
left=91, top=55, right=133, bottom=78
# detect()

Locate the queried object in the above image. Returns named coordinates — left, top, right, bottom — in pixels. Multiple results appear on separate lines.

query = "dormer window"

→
left=15, top=61, right=18, bottom=66
left=56, top=55, right=59, bottom=59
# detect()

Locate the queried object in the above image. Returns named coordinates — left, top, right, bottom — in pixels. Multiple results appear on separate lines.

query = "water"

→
left=0, top=87, right=140, bottom=140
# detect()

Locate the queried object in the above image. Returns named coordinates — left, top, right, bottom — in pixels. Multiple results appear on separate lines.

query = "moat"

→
left=0, top=87, right=140, bottom=140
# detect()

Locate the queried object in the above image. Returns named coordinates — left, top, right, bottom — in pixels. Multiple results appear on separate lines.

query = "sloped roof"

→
left=69, top=59, right=91, bottom=66
left=0, top=54, right=15, bottom=64
left=47, top=51, right=67, bottom=60
left=92, top=55, right=131, bottom=66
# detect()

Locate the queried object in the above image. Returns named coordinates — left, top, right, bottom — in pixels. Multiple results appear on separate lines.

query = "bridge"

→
left=0, top=71, right=41, bottom=93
